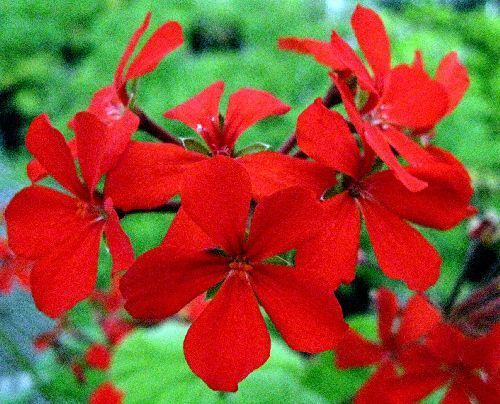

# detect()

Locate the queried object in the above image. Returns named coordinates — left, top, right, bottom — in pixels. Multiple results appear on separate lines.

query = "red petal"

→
left=27, top=139, right=78, bottom=184
left=379, top=65, right=448, bottom=130
left=442, top=384, right=471, bottom=404
left=238, top=151, right=336, bottom=200
left=114, top=12, right=151, bottom=89
left=84, top=86, right=126, bottom=125
left=354, top=363, right=398, bottom=404
left=396, top=294, right=441, bottom=346
left=351, top=5, right=391, bottom=82
left=25, top=114, right=85, bottom=198
left=296, top=98, right=360, bottom=177
left=360, top=199, right=441, bottom=292
left=85, top=343, right=111, bottom=370
left=381, top=126, right=435, bottom=167
left=125, top=21, right=183, bottom=81
left=277, top=37, right=345, bottom=70
left=104, top=200, right=134, bottom=273
left=184, top=273, right=270, bottom=392
left=390, top=371, right=449, bottom=403
left=105, top=141, right=206, bottom=211
left=121, top=247, right=227, bottom=321
left=413, top=50, right=425, bottom=70
left=72, top=112, right=109, bottom=194
left=425, top=323, right=465, bottom=364
left=252, top=263, right=347, bottom=353
left=161, top=208, right=215, bottom=252
left=364, top=125, right=428, bottom=192
left=375, top=288, right=399, bottom=347
left=364, top=157, right=473, bottom=230
left=31, top=223, right=103, bottom=318
left=295, top=192, right=360, bottom=289
left=465, top=374, right=499, bottom=403
left=330, top=73, right=365, bottom=135
left=329, top=31, right=376, bottom=93
left=223, top=88, right=290, bottom=150
left=180, top=156, right=251, bottom=256
left=436, top=52, right=469, bottom=115
left=246, top=187, right=323, bottom=261
left=335, top=329, right=383, bottom=368
left=90, top=382, right=124, bottom=404
left=163, top=81, right=224, bottom=149
left=5, top=186, right=93, bottom=259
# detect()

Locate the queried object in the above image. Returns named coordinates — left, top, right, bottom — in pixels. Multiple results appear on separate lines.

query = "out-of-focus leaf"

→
left=111, top=321, right=321, bottom=403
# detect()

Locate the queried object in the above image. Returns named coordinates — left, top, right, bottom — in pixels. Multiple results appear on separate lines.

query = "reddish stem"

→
left=134, top=107, right=183, bottom=146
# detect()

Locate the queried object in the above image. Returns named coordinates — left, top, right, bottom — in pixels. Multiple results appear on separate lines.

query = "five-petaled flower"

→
left=335, top=288, right=441, bottom=403
left=391, top=323, right=500, bottom=403
left=294, top=99, right=474, bottom=291
left=120, top=157, right=347, bottom=391
left=5, top=113, right=134, bottom=317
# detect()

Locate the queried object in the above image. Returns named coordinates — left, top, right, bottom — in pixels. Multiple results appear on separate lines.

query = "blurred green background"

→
left=0, top=0, right=499, bottom=402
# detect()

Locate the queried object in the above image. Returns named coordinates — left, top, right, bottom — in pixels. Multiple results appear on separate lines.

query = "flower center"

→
left=229, top=258, right=253, bottom=273
left=76, top=200, right=106, bottom=221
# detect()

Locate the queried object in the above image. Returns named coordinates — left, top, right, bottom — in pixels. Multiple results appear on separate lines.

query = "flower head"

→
left=5, top=113, right=134, bottom=317
left=120, top=156, right=347, bottom=391
left=295, top=99, right=474, bottom=291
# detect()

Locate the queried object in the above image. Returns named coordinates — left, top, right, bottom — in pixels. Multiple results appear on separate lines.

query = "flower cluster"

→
left=3, top=4, right=497, bottom=402
left=336, top=288, right=499, bottom=403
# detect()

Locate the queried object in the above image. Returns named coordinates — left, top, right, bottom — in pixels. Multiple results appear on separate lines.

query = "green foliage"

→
left=111, top=321, right=326, bottom=403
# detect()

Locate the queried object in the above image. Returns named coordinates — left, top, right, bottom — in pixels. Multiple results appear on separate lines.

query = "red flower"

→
left=105, top=81, right=331, bottom=211
left=391, top=323, right=500, bottom=403
left=0, top=238, right=31, bottom=293
left=294, top=99, right=474, bottom=291
left=90, top=382, right=124, bottom=404
left=5, top=113, right=134, bottom=318
left=27, top=11, right=182, bottom=183
left=85, top=343, right=112, bottom=370
left=91, top=275, right=124, bottom=315
left=120, top=157, right=347, bottom=391
left=335, top=288, right=441, bottom=403
left=280, top=5, right=469, bottom=192
left=100, top=316, right=134, bottom=346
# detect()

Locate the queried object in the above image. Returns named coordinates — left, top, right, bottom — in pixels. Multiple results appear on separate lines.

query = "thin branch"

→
left=118, top=200, right=181, bottom=218
left=278, top=133, right=297, bottom=154
left=133, top=107, right=183, bottom=146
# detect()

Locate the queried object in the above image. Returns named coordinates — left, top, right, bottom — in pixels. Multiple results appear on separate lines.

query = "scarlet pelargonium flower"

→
left=105, top=80, right=333, bottom=211
left=280, top=5, right=469, bottom=192
left=391, top=324, right=500, bottom=403
left=90, top=382, right=124, bottom=404
left=120, top=157, right=347, bottom=391
left=335, top=288, right=441, bottom=403
left=5, top=113, right=134, bottom=318
left=294, top=100, right=474, bottom=291
left=85, top=343, right=112, bottom=370
left=27, top=11, right=182, bottom=183
left=0, top=238, right=31, bottom=293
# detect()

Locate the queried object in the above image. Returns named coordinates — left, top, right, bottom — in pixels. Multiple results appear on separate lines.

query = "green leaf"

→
left=302, top=351, right=372, bottom=403
left=111, top=321, right=322, bottom=403
left=234, top=142, right=270, bottom=157
left=181, top=137, right=211, bottom=155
